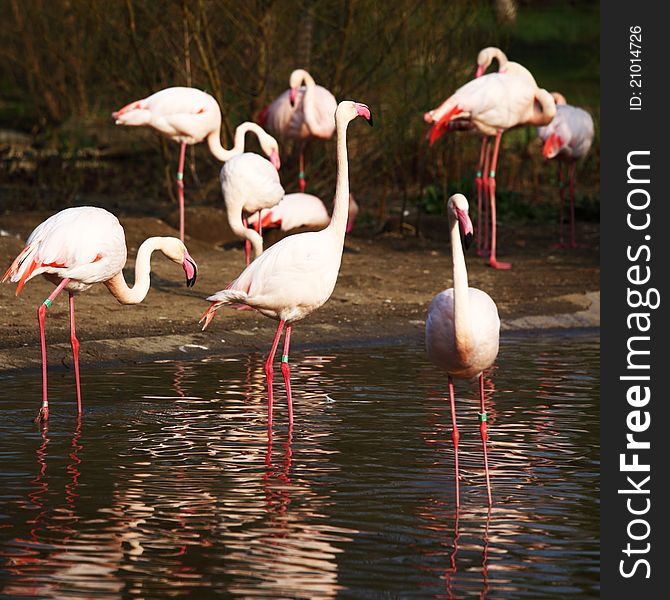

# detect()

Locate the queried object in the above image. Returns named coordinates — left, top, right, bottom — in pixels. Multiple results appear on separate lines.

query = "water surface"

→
left=0, top=333, right=599, bottom=598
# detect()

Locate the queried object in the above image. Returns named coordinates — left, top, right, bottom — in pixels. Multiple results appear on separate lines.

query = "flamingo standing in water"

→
left=425, top=57, right=556, bottom=269
left=112, top=87, right=280, bottom=242
left=2, top=206, right=198, bottom=423
left=260, top=69, right=337, bottom=193
left=201, top=100, right=372, bottom=431
left=537, top=93, right=595, bottom=248
left=247, top=193, right=359, bottom=234
left=425, top=193, right=500, bottom=507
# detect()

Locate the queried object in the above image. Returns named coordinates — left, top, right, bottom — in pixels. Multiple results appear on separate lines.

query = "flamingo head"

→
left=335, top=101, right=374, bottom=127
left=182, top=249, right=198, bottom=287
left=289, top=87, right=298, bottom=106
left=162, top=239, right=198, bottom=287
left=542, top=133, right=563, bottom=159
left=258, top=132, right=281, bottom=170
left=475, top=64, right=485, bottom=78
left=448, top=193, right=474, bottom=250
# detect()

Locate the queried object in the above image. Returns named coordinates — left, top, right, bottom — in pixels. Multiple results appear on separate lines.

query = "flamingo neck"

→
left=449, top=216, right=473, bottom=358
left=233, top=122, right=266, bottom=153
left=104, top=237, right=166, bottom=305
left=226, top=208, right=264, bottom=259
left=527, top=88, right=557, bottom=126
left=490, top=48, right=508, bottom=71
left=327, top=114, right=351, bottom=241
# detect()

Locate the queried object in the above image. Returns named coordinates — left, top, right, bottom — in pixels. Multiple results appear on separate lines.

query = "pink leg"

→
left=568, top=162, right=577, bottom=248
left=448, top=376, right=460, bottom=508
left=487, top=132, right=511, bottom=270
left=280, top=324, right=293, bottom=426
left=475, top=138, right=489, bottom=253
left=479, top=374, right=492, bottom=506
left=480, top=141, right=492, bottom=255
left=553, top=162, right=566, bottom=248
left=36, top=278, right=70, bottom=423
left=177, top=142, right=186, bottom=243
left=243, top=216, right=251, bottom=266
left=69, top=293, right=82, bottom=415
left=265, top=320, right=285, bottom=434
left=299, top=141, right=306, bottom=193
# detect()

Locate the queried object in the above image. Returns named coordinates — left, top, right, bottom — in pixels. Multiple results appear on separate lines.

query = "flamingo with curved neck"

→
left=201, top=100, right=372, bottom=432
left=113, top=88, right=280, bottom=241
left=475, top=46, right=509, bottom=77
left=425, top=193, right=500, bottom=506
left=261, top=69, right=337, bottom=192
left=2, top=206, right=198, bottom=422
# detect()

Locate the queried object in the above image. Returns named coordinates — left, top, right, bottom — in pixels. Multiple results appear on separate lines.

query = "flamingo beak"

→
left=270, top=149, right=281, bottom=170
left=543, top=134, right=562, bottom=159
left=289, top=88, right=298, bottom=106
left=475, top=65, right=485, bottom=78
left=182, top=250, right=198, bottom=287
left=455, top=208, right=474, bottom=250
left=355, top=103, right=373, bottom=126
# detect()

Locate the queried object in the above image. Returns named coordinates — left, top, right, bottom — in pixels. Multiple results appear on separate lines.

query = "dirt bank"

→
left=0, top=208, right=599, bottom=372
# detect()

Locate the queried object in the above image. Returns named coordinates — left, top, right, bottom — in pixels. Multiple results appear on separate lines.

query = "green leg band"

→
left=489, top=170, right=495, bottom=178
left=43, top=299, right=53, bottom=308
left=478, top=412, right=488, bottom=423
left=298, top=171, right=306, bottom=179
left=176, top=172, right=184, bottom=181
left=281, top=355, right=289, bottom=363
left=476, top=170, right=482, bottom=177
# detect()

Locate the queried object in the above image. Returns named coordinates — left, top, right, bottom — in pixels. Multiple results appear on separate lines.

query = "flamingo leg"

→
left=568, top=162, right=577, bottom=248
left=556, top=162, right=566, bottom=247
left=480, top=140, right=492, bottom=255
left=36, top=278, right=70, bottom=423
left=475, top=138, right=489, bottom=254
left=255, top=210, right=263, bottom=247
left=448, top=376, right=460, bottom=508
left=243, top=216, right=251, bottom=266
left=177, top=142, right=186, bottom=243
left=479, top=374, right=492, bottom=506
left=280, top=324, right=293, bottom=426
left=265, top=320, right=285, bottom=434
left=487, top=132, right=511, bottom=270
left=68, top=293, right=82, bottom=415
left=299, top=141, right=306, bottom=193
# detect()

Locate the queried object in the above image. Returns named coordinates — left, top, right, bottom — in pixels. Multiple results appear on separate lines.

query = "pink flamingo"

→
left=112, top=87, right=280, bottom=242
left=2, top=206, right=198, bottom=423
left=538, top=93, right=595, bottom=248
left=425, top=193, right=500, bottom=507
left=425, top=59, right=556, bottom=269
left=260, top=69, right=337, bottom=193
left=201, top=101, right=372, bottom=431
left=247, top=193, right=359, bottom=234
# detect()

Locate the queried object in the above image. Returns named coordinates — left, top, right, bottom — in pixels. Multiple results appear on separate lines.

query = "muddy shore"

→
left=0, top=208, right=599, bottom=373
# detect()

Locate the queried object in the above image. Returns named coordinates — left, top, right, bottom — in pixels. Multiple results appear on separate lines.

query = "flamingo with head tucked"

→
left=538, top=93, right=595, bottom=248
left=2, top=206, right=198, bottom=423
left=260, top=69, right=337, bottom=193
left=112, top=87, right=280, bottom=242
left=425, top=193, right=500, bottom=507
left=425, top=60, right=556, bottom=269
left=201, top=100, right=372, bottom=432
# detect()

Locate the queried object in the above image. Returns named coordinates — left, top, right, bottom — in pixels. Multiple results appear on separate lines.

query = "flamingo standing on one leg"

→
left=425, top=62, right=555, bottom=269
left=2, top=206, right=198, bottom=423
left=201, top=100, right=372, bottom=432
left=247, top=193, right=359, bottom=234
left=112, top=87, right=280, bottom=242
left=425, top=193, right=500, bottom=507
left=260, top=69, right=337, bottom=193
left=538, top=93, right=595, bottom=248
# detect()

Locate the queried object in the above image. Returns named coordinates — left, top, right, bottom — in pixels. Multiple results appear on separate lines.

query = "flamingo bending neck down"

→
left=424, top=60, right=555, bottom=269
left=537, top=93, right=594, bottom=248
left=112, top=87, right=280, bottom=242
left=2, top=206, right=198, bottom=423
left=201, top=100, right=372, bottom=433
left=425, top=193, right=500, bottom=506
left=261, top=69, right=337, bottom=193
left=475, top=46, right=509, bottom=77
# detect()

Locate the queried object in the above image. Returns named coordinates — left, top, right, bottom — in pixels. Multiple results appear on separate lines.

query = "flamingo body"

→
left=3, top=206, right=198, bottom=422
left=248, top=193, right=330, bottom=231
left=538, top=104, right=594, bottom=161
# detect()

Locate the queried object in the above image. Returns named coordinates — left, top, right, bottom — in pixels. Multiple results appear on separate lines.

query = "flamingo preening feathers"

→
left=201, top=100, right=372, bottom=432
left=538, top=93, right=595, bottom=248
left=425, top=193, right=500, bottom=506
left=260, top=69, right=337, bottom=193
left=2, top=206, right=198, bottom=423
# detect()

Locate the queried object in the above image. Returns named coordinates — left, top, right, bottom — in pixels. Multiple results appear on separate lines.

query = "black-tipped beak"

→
left=366, top=114, right=374, bottom=127
left=462, top=232, right=473, bottom=251
left=185, top=259, right=197, bottom=288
